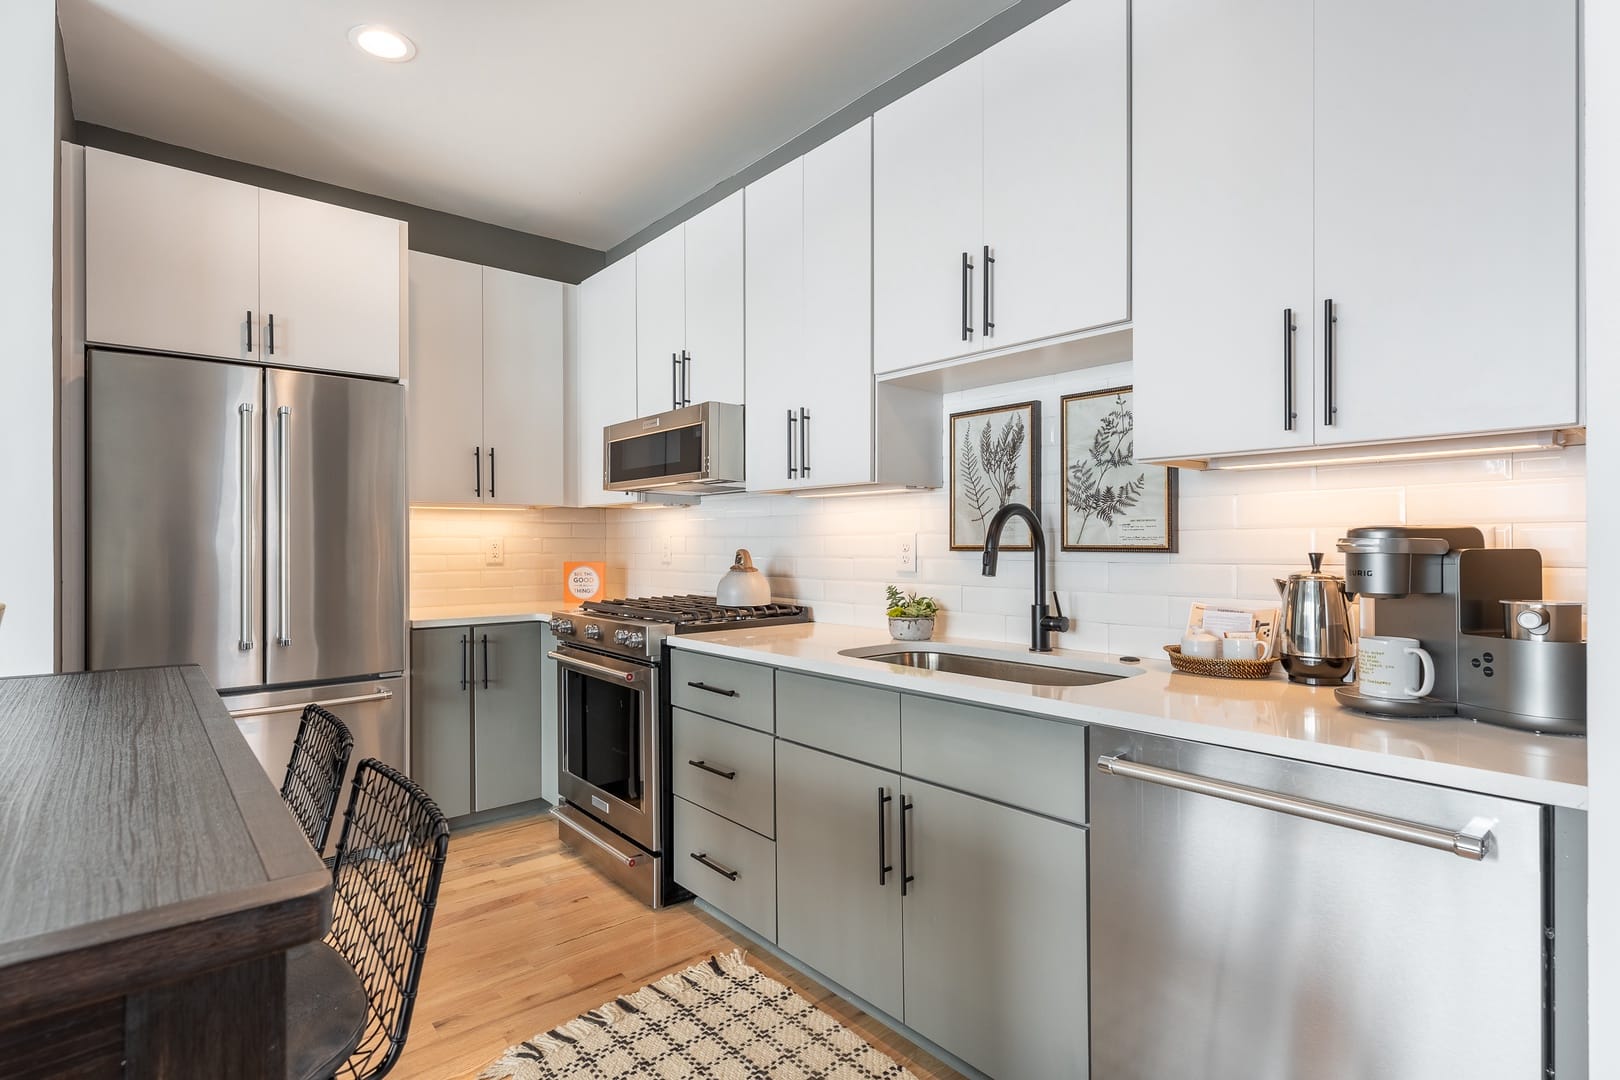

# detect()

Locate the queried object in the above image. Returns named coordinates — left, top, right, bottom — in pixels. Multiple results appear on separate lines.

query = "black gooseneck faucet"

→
left=981, top=502, right=1070, bottom=653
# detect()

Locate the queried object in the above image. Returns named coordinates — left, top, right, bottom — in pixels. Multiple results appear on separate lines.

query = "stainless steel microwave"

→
left=604, top=402, right=745, bottom=494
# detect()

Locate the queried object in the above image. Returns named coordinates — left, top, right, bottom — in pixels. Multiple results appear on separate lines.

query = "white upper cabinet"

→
left=1311, top=0, right=1577, bottom=446
left=575, top=257, right=640, bottom=506
left=84, top=148, right=405, bottom=380
left=1134, top=0, right=1578, bottom=463
left=981, top=0, right=1128, bottom=349
left=407, top=252, right=484, bottom=504
left=482, top=266, right=567, bottom=507
left=635, top=225, right=685, bottom=414
left=682, top=191, right=746, bottom=406
left=874, top=1, right=1128, bottom=375
left=873, top=59, right=983, bottom=375
left=85, top=148, right=259, bottom=363
left=258, top=189, right=404, bottom=380
left=744, top=155, right=805, bottom=490
left=1132, top=0, right=1316, bottom=462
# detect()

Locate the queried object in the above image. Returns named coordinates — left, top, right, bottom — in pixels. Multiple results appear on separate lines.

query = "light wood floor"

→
left=393, top=811, right=963, bottom=1080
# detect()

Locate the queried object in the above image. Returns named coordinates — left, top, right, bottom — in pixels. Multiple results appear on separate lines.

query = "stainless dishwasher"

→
left=1089, top=728, right=1586, bottom=1080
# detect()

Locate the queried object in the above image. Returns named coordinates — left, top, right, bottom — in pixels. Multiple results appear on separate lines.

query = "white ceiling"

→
left=58, top=0, right=1016, bottom=251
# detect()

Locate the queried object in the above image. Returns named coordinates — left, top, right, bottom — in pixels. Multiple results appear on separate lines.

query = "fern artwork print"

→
left=1062, top=386, right=1177, bottom=552
left=949, top=401, right=1040, bottom=551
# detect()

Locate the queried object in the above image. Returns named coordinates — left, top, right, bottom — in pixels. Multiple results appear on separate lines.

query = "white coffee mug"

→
left=1357, top=635, right=1436, bottom=700
left=1221, top=634, right=1262, bottom=661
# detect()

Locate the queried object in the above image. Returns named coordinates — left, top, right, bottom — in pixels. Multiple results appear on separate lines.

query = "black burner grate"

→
left=581, top=594, right=808, bottom=628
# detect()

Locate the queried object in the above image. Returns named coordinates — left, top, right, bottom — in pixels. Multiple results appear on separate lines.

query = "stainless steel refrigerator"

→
left=86, top=349, right=406, bottom=851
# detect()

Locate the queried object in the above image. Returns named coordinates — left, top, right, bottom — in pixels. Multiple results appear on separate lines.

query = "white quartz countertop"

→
left=409, top=601, right=565, bottom=629
left=667, top=622, right=1588, bottom=809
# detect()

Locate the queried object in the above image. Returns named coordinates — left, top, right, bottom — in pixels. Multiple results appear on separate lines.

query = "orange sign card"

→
left=564, top=562, right=607, bottom=604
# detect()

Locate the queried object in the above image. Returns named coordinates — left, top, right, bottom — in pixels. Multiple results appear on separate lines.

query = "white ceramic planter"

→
left=888, top=616, right=936, bottom=642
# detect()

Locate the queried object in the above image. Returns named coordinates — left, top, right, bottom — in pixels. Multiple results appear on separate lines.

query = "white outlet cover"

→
left=484, top=536, right=505, bottom=566
left=896, top=532, right=917, bottom=573
left=660, top=536, right=674, bottom=566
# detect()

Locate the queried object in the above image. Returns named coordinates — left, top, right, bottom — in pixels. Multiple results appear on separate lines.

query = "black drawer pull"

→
left=688, top=759, right=736, bottom=780
left=689, top=852, right=739, bottom=881
left=687, top=681, right=738, bottom=698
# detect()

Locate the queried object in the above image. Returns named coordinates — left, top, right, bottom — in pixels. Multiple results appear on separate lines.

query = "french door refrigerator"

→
left=87, top=348, right=406, bottom=850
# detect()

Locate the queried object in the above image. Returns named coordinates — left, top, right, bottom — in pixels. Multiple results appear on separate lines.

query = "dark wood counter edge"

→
left=0, top=866, right=331, bottom=1026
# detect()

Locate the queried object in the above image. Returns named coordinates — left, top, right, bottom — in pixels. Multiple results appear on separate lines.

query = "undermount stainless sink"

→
left=839, top=644, right=1138, bottom=688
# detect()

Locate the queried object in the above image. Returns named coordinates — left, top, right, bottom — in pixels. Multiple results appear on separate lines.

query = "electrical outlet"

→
left=896, top=532, right=917, bottom=573
left=659, top=535, right=674, bottom=566
left=484, top=537, right=505, bottom=566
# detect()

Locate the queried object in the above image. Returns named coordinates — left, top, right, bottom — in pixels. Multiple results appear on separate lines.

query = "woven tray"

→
left=1164, top=644, right=1280, bottom=680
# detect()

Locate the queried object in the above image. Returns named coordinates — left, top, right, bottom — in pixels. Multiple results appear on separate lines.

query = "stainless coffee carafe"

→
left=1275, top=553, right=1357, bottom=685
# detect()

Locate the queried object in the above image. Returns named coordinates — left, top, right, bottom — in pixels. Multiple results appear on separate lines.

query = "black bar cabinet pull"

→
left=1283, top=308, right=1298, bottom=431
left=488, top=447, right=496, bottom=500
left=787, top=410, right=798, bottom=479
left=246, top=311, right=253, bottom=353
left=682, top=350, right=692, bottom=407
left=687, top=680, right=738, bottom=698
left=689, top=852, right=739, bottom=881
left=267, top=313, right=275, bottom=355
left=960, top=252, right=974, bottom=341
left=672, top=352, right=681, bottom=411
left=878, top=788, right=894, bottom=885
left=458, top=634, right=468, bottom=691
left=688, top=759, right=737, bottom=781
left=983, top=245, right=995, bottom=338
left=900, top=794, right=915, bottom=895
left=474, top=446, right=482, bottom=497
left=1322, top=298, right=1337, bottom=426
left=480, top=633, right=490, bottom=689
left=799, top=407, right=811, bottom=477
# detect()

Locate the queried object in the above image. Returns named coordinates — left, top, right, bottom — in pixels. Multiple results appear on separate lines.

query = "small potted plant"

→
left=886, top=585, right=940, bottom=642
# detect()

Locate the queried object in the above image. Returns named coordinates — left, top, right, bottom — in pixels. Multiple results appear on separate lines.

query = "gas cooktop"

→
left=551, top=595, right=810, bottom=659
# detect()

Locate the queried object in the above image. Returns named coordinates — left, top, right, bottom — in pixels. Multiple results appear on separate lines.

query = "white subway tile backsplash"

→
left=409, top=506, right=607, bottom=609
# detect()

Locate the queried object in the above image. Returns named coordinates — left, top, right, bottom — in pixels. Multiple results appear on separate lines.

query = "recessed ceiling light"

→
left=348, top=24, right=416, bottom=62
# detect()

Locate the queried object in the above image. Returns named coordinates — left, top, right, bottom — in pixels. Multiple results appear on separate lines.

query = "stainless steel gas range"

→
left=548, top=595, right=809, bottom=907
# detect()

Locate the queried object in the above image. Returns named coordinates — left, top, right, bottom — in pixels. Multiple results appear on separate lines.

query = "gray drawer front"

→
left=672, top=708, right=776, bottom=837
left=673, top=797, right=777, bottom=941
left=670, top=651, right=776, bottom=732
left=901, top=695, right=1088, bottom=824
left=777, top=672, right=900, bottom=770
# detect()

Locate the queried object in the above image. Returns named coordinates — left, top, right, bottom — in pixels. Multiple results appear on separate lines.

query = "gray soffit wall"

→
left=75, top=123, right=607, bottom=284
left=605, top=0, right=1070, bottom=264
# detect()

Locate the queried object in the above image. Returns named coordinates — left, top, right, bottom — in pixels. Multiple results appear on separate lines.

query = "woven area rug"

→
left=479, top=951, right=918, bottom=1080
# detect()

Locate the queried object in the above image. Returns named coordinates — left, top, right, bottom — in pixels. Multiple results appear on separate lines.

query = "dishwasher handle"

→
left=1095, top=753, right=1494, bottom=861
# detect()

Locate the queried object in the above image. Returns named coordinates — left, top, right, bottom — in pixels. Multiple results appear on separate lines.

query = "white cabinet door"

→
left=801, top=120, right=876, bottom=489
left=259, top=189, right=403, bottom=379
left=902, top=779, right=1090, bottom=1080
left=406, top=253, right=484, bottom=504
left=1312, top=0, right=1578, bottom=445
left=84, top=148, right=259, bottom=362
left=873, top=58, right=983, bottom=374
left=483, top=267, right=567, bottom=506
left=744, top=157, right=805, bottom=492
left=982, top=0, right=1128, bottom=348
left=574, top=258, right=639, bottom=506
left=683, top=191, right=746, bottom=405
left=635, top=226, right=686, bottom=414
left=1132, top=0, right=1316, bottom=462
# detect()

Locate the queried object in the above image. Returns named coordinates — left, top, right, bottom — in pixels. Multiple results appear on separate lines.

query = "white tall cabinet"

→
left=574, top=257, right=639, bottom=506
left=1134, top=0, right=1578, bottom=462
left=407, top=253, right=484, bottom=502
left=873, top=0, right=1128, bottom=374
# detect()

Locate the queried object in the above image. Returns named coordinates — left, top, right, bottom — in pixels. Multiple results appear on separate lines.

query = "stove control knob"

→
left=584, top=623, right=603, bottom=640
left=613, top=629, right=632, bottom=645
left=625, top=631, right=647, bottom=649
left=550, top=618, right=574, bottom=637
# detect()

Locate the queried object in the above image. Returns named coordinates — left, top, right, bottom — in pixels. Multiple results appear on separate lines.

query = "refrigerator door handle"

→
left=228, top=687, right=394, bottom=719
left=276, top=405, right=292, bottom=648
left=237, top=402, right=255, bottom=652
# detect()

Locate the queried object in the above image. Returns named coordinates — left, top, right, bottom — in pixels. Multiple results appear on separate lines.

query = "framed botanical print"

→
left=1061, top=386, right=1177, bottom=552
left=950, top=401, right=1040, bottom=551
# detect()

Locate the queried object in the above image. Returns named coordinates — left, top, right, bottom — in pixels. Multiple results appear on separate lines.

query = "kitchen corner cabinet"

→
left=573, top=257, right=639, bottom=506
left=411, top=622, right=546, bottom=818
left=1133, top=0, right=1578, bottom=463
left=635, top=192, right=745, bottom=414
left=85, top=147, right=404, bottom=379
left=873, top=0, right=1128, bottom=374
left=407, top=251, right=567, bottom=506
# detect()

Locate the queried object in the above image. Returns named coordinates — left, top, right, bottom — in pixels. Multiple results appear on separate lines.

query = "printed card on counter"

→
left=1186, top=603, right=1281, bottom=659
left=564, top=562, right=606, bottom=604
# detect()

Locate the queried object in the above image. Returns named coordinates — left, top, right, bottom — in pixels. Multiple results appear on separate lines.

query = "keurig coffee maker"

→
left=1333, top=526, right=1586, bottom=734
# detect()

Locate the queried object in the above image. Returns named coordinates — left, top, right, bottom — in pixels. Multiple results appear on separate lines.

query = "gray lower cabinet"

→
left=540, top=623, right=560, bottom=805
left=775, top=740, right=905, bottom=1019
left=901, top=778, right=1089, bottom=1079
left=411, top=621, right=545, bottom=817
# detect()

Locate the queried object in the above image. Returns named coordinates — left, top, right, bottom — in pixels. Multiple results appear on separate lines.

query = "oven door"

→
left=552, top=645, right=658, bottom=851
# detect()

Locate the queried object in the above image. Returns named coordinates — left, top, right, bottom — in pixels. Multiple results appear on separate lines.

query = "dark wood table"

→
left=0, top=665, right=334, bottom=1078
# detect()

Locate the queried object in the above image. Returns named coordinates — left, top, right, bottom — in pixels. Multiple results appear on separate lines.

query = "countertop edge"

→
left=409, top=606, right=561, bottom=629
left=666, top=633, right=1589, bottom=811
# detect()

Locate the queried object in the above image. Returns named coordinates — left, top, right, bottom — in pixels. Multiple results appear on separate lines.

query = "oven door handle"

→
left=548, top=649, right=648, bottom=685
